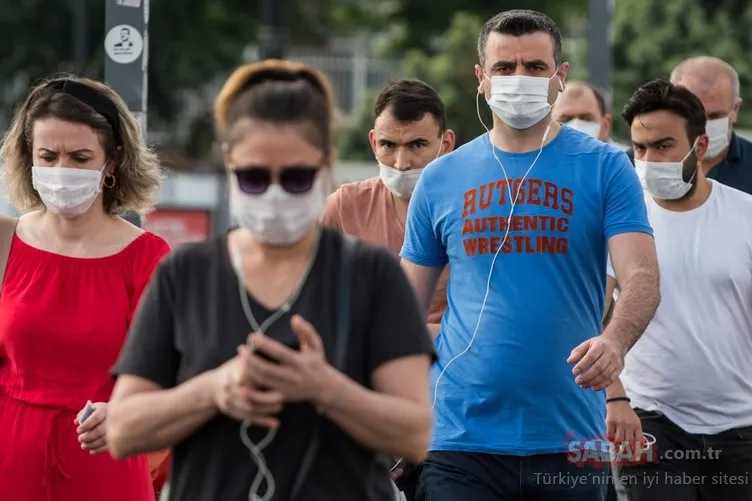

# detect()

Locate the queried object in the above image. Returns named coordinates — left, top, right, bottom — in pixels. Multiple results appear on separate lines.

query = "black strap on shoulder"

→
left=289, top=234, right=356, bottom=500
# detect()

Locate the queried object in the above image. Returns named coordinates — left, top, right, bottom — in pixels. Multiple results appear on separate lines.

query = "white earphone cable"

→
left=430, top=93, right=551, bottom=408
left=231, top=231, right=322, bottom=501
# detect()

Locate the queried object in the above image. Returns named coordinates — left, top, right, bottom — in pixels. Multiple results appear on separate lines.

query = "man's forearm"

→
left=602, top=269, right=659, bottom=354
left=607, top=378, right=627, bottom=399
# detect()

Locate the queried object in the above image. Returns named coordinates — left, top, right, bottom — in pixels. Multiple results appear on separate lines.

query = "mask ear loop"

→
left=430, top=81, right=552, bottom=409
left=684, top=137, right=700, bottom=185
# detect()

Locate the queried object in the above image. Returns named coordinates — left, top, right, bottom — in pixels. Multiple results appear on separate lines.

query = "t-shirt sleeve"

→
left=400, top=173, right=447, bottom=267
left=114, top=254, right=180, bottom=389
left=365, top=247, right=436, bottom=376
left=128, top=235, right=171, bottom=324
left=603, top=150, right=653, bottom=240
left=319, top=190, right=343, bottom=232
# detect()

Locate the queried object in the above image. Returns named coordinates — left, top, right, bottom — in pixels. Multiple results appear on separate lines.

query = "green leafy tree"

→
left=0, top=0, right=381, bottom=129
left=400, top=12, right=488, bottom=149
left=0, top=0, right=259, bottom=127
left=338, top=9, right=586, bottom=159
left=337, top=12, right=486, bottom=160
left=384, top=0, right=587, bottom=54
left=611, top=0, right=752, bottom=138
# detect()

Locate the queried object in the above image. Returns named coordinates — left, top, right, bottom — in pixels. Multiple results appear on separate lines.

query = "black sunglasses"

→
left=233, top=166, right=321, bottom=195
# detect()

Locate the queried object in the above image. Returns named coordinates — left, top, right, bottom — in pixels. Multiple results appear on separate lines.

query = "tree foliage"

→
left=338, top=6, right=587, bottom=160
left=611, top=0, right=752, bottom=137
left=0, top=0, right=380, bottom=130
left=384, top=0, right=587, bottom=54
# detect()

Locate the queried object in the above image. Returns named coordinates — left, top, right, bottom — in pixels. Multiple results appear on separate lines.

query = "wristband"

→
left=606, top=396, right=631, bottom=404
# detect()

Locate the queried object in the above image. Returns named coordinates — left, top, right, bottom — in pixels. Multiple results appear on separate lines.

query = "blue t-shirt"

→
left=400, top=127, right=653, bottom=455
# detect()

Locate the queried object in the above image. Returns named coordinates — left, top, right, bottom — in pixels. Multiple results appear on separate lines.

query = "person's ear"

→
left=474, top=64, right=486, bottom=95
left=556, top=62, right=570, bottom=92
left=695, top=134, right=709, bottom=163
left=600, top=114, right=613, bottom=141
left=442, top=129, right=456, bottom=154
left=368, top=130, right=379, bottom=157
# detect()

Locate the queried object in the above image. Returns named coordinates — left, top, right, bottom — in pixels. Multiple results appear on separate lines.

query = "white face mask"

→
left=705, top=117, right=730, bottom=159
left=377, top=143, right=442, bottom=198
left=635, top=142, right=698, bottom=200
left=32, top=165, right=105, bottom=216
left=379, top=165, right=423, bottom=199
left=565, top=118, right=602, bottom=139
left=230, top=175, right=326, bottom=245
left=486, top=72, right=561, bottom=130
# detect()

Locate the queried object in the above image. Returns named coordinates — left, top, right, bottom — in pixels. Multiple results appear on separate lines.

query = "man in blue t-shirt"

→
left=400, top=9, right=661, bottom=501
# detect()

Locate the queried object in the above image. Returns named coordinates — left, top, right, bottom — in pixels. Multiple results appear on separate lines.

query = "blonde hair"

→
left=213, top=59, right=335, bottom=150
left=0, top=75, right=163, bottom=215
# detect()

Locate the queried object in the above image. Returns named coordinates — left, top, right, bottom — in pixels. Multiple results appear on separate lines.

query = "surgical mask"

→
left=378, top=144, right=442, bottom=198
left=32, top=165, right=105, bottom=216
left=230, top=175, right=326, bottom=245
left=565, top=118, right=602, bottom=139
left=635, top=142, right=698, bottom=200
left=486, top=72, right=561, bottom=130
left=705, top=117, right=730, bottom=159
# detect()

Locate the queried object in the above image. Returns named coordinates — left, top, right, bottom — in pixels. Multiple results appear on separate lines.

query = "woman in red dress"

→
left=0, top=77, right=169, bottom=501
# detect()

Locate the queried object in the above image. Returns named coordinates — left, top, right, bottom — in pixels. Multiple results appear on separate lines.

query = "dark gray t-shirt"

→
left=114, top=228, right=434, bottom=501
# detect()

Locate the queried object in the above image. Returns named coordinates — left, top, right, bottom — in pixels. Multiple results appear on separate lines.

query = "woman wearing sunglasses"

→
left=105, top=59, right=434, bottom=501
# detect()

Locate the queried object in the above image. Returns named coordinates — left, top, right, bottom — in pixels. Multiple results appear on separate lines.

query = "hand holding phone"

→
left=77, top=400, right=95, bottom=425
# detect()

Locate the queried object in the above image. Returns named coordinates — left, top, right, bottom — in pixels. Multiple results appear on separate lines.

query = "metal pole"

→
left=259, top=0, right=285, bottom=59
left=73, top=0, right=88, bottom=75
left=586, top=0, right=613, bottom=94
left=104, top=0, right=149, bottom=227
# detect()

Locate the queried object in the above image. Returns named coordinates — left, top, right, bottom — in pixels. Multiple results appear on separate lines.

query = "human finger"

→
left=567, top=339, right=591, bottom=365
left=79, top=425, right=106, bottom=446
left=290, top=315, right=324, bottom=353
left=572, top=342, right=603, bottom=377
left=246, top=387, right=284, bottom=406
left=248, top=353, right=300, bottom=389
left=249, top=415, right=280, bottom=429
left=82, top=436, right=107, bottom=452
left=76, top=405, right=106, bottom=434
left=592, top=366, right=620, bottom=391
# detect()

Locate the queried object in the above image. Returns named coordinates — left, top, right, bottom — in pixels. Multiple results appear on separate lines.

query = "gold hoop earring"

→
left=103, top=174, right=116, bottom=189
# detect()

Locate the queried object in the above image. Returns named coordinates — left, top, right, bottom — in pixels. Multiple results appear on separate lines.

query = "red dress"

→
left=0, top=231, right=170, bottom=501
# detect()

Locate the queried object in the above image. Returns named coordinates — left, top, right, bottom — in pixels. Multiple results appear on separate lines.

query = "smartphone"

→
left=77, top=401, right=95, bottom=425
left=248, top=336, right=299, bottom=364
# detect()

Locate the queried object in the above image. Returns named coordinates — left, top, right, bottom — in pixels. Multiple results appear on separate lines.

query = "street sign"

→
left=104, top=0, right=148, bottom=120
left=105, top=0, right=149, bottom=228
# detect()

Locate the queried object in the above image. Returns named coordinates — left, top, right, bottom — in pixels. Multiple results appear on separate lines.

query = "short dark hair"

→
left=373, top=79, right=447, bottom=133
left=477, top=10, right=562, bottom=67
left=215, top=59, right=334, bottom=151
left=621, top=79, right=706, bottom=144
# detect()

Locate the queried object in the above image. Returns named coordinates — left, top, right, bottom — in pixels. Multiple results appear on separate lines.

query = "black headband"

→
left=46, top=79, right=123, bottom=145
left=240, top=68, right=327, bottom=100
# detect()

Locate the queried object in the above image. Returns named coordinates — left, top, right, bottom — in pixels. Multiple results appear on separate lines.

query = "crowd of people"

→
left=0, top=7, right=750, bottom=501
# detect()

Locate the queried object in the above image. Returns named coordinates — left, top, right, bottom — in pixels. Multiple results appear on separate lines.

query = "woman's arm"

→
left=315, top=354, right=432, bottom=464
left=109, top=346, right=285, bottom=459
left=107, top=372, right=218, bottom=459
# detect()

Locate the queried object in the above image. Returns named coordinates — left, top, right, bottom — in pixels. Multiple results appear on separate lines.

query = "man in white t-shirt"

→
left=606, top=79, right=752, bottom=500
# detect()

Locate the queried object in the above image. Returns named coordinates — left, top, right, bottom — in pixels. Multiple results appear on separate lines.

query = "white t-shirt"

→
left=607, top=180, right=752, bottom=434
